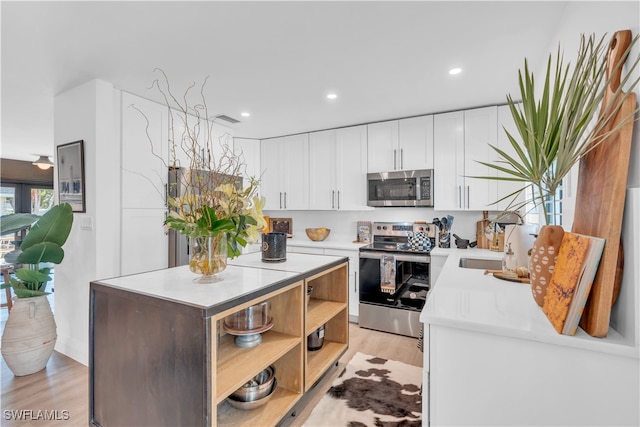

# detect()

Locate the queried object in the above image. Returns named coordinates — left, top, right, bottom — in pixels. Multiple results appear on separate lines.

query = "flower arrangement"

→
left=134, top=69, right=266, bottom=275
left=165, top=173, right=266, bottom=258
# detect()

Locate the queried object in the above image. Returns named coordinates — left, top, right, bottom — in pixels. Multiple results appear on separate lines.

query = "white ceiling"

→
left=1, top=1, right=571, bottom=162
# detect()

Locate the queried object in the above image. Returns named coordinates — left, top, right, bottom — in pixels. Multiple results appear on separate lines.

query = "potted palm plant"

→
left=1, top=203, right=73, bottom=376
left=480, top=32, right=639, bottom=221
left=475, top=31, right=639, bottom=305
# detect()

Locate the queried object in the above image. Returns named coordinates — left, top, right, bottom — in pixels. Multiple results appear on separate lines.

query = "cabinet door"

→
left=464, top=106, right=498, bottom=210
left=309, top=130, right=337, bottom=210
left=281, top=134, right=309, bottom=210
left=121, top=92, right=167, bottom=209
left=399, top=115, right=434, bottom=170
left=233, top=138, right=261, bottom=184
left=336, top=125, right=368, bottom=210
left=121, top=208, right=168, bottom=275
left=434, top=111, right=465, bottom=210
left=496, top=104, right=525, bottom=211
left=367, top=121, right=399, bottom=172
left=324, top=249, right=359, bottom=319
left=260, top=138, right=284, bottom=210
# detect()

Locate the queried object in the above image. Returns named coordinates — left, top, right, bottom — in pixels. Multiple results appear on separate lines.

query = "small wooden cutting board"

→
left=493, top=272, right=530, bottom=284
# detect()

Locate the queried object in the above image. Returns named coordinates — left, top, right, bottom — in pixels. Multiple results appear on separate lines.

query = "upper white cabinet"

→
left=121, top=92, right=168, bottom=210
left=367, top=116, right=433, bottom=173
left=309, top=125, right=368, bottom=210
left=496, top=104, right=525, bottom=211
left=260, top=134, right=309, bottom=210
left=434, top=106, right=497, bottom=210
left=398, top=115, right=434, bottom=170
left=367, top=121, right=399, bottom=172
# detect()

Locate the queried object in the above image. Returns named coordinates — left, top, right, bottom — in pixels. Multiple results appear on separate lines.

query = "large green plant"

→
left=477, top=32, right=640, bottom=224
left=1, top=203, right=74, bottom=298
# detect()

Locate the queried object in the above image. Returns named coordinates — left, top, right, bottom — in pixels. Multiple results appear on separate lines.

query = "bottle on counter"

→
left=503, top=243, right=516, bottom=273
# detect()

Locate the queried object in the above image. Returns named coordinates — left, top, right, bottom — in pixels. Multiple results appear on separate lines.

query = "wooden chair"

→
left=1, top=265, right=14, bottom=311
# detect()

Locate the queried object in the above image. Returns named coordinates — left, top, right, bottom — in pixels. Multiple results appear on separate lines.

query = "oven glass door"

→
left=359, top=254, right=430, bottom=309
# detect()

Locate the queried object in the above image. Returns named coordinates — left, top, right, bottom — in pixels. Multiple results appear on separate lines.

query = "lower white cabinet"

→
left=425, top=324, right=639, bottom=426
left=121, top=208, right=168, bottom=275
left=324, top=249, right=359, bottom=321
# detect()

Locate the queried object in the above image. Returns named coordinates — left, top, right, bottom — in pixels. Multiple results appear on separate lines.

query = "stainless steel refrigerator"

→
left=167, top=167, right=243, bottom=268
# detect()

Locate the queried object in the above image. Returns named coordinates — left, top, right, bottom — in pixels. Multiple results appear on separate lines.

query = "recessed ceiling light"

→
left=449, top=68, right=462, bottom=75
left=326, top=93, right=337, bottom=100
left=241, top=112, right=250, bottom=117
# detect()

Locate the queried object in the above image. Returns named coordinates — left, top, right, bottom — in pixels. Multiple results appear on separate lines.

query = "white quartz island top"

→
left=94, top=252, right=347, bottom=313
left=420, top=248, right=639, bottom=358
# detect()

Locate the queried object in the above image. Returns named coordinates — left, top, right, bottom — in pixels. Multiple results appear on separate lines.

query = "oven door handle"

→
left=359, top=252, right=431, bottom=263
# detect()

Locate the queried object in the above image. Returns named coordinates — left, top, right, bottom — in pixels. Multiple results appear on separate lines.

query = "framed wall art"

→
left=57, top=140, right=86, bottom=212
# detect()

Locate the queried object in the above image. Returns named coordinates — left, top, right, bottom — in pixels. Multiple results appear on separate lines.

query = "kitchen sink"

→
left=458, top=258, right=503, bottom=270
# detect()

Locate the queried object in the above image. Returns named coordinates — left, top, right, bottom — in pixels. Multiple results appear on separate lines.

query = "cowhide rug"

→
left=303, top=352, right=422, bottom=427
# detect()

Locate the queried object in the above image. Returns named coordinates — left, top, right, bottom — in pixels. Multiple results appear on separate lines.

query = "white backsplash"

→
left=265, top=208, right=502, bottom=244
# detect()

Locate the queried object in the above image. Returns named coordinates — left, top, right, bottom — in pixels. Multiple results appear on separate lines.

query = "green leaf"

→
left=15, top=268, right=52, bottom=284
left=0, top=213, right=40, bottom=236
left=18, top=242, right=64, bottom=264
left=21, top=203, right=73, bottom=251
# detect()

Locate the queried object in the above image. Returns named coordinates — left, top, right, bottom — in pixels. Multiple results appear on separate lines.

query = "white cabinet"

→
left=496, top=104, right=525, bottom=211
left=325, top=249, right=359, bottom=320
left=260, top=134, right=309, bottom=210
left=398, top=115, right=434, bottom=170
left=121, top=93, right=169, bottom=276
left=308, top=130, right=336, bottom=210
left=121, top=208, right=168, bottom=275
left=434, top=111, right=464, bottom=210
left=367, top=116, right=433, bottom=173
left=309, top=125, right=368, bottom=210
left=367, top=121, right=399, bottom=172
left=434, top=106, right=497, bottom=210
left=425, top=324, right=639, bottom=426
left=121, top=92, right=168, bottom=209
left=233, top=137, right=261, bottom=184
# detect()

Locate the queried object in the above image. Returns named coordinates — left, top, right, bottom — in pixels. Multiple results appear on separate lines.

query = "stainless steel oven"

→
left=358, top=222, right=436, bottom=338
left=367, top=169, right=434, bottom=207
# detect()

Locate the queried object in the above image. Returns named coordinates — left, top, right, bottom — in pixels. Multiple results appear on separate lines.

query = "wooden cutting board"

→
left=572, top=30, right=637, bottom=337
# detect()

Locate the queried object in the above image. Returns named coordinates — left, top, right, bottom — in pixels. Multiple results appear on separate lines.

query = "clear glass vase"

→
left=189, top=234, right=227, bottom=283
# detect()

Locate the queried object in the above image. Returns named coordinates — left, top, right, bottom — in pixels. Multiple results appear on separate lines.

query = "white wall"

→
left=550, top=1, right=640, bottom=228
left=53, top=79, right=121, bottom=365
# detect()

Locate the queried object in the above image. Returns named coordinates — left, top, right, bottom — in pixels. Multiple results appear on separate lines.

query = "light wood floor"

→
left=1, top=321, right=422, bottom=426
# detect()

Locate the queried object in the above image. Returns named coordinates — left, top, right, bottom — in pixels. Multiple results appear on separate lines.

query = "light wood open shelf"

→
left=305, top=341, right=348, bottom=388
left=216, top=331, right=301, bottom=403
left=306, top=299, right=345, bottom=335
left=217, top=385, right=301, bottom=427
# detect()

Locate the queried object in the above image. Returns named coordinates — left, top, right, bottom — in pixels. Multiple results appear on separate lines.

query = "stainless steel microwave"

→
left=367, top=169, right=434, bottom=207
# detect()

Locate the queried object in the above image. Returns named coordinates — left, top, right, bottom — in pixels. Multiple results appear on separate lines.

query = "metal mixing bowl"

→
left=227, top=378, right=277, bottom=410
left=230, top=365, right=276, bottom=402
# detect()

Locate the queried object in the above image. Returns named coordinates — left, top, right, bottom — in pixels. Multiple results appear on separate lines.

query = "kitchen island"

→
left=89, top=252, right=349, bottom=427
left=420, top=248, right=639, bottom=426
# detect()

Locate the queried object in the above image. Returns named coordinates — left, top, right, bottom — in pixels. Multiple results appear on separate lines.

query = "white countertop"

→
left=228, top=251, right=347, bottom=273
left=420, top=248, right=639, bottom=358
left=95, top=253, right=346, bottom=311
